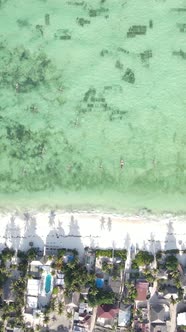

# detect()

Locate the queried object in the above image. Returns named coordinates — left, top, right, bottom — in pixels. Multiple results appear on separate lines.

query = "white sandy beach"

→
left=0, top=211, right=186, bottom=257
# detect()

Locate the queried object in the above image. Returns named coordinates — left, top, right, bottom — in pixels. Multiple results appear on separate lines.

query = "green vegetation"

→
left=143, top=268, right=157, bottom=283
left=88, top=287, right=115, bottom=307
left=0, top=248, right=27, bottom=329
left=0, top=247, right=15, bottom=261
left=51, top=248, right=78, bottom=270
left=165, top=249, right=180, bottom=255
left=165, top=255, right=178, bottom=271
left=58, top=302, right=65, bottom=315
left=96, top=249, right=113, bottom=258
left=101, top=260, right=124, bottom=277
left=115, top=250, right=127, bottom=260
left=102, top=260, right=112, bottom=273
left=156, top=250, right=163, bottom=260
left=157, top=254, right=184, bottom=300
left=1, top=248, right=31, bottom=326
left=133, top=251, right=154, bottom=267
left=0, top=248, right=15, bottom=294
left=1, top=278, right=26, bottom=326
left=95, top=249, right=127, bottom=260
left=17, top=248, right=37, bottom=275
left=11, top=277, right=27, bottom=311
left=177, top=326, right=186, bottom=332
left=63, top=259, right=94, bottom=294
left=125, top=282, right=137, bottom=303
left=0, top=322, right=3, bottom=332
left=52, top=286, right=58, bottom=295
left=156, top=249, right=179, bottom=260
left=57, top=248, right=78, bottom=258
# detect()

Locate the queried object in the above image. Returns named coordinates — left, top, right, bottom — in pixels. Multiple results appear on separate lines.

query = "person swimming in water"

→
left=120, top=159, right=125, bottom=168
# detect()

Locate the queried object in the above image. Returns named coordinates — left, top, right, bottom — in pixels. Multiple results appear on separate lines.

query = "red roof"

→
left=97, top=304, right=119, bottom=319
left=136, top=282, right=149, bottom=301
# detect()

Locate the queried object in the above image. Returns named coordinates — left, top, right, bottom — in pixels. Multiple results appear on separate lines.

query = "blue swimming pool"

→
left=45, top=274, right=52, bottom=294
left=96, top=278, right=104, bottom=288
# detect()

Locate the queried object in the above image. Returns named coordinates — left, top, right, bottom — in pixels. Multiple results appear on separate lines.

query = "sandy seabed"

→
left=0, top=210, right=186, bottom=256
left=0, top=0, right=186, bottom=254
left=0, top=0, right=186, bottom=199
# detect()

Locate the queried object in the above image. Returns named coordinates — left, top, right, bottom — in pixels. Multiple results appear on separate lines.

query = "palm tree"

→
left=0, top=322, right=4, bottom=332
left=43, top=315, right=50, bottom=324
left=66, top=311, right=73, bottom=319
left=89, top=286, right=99, bottom=296
left=58, top=302, right=65, bottom=315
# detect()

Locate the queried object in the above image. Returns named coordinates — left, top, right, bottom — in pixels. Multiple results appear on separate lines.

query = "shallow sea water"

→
left=0, top=0, right=186, bottom=213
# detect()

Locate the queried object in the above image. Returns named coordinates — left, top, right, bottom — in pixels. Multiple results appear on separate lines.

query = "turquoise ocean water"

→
left=0, top=0, right=186, bottom=213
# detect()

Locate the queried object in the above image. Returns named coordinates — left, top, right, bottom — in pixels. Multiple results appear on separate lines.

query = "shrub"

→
left=63, top=260, right=92, bottom=293
left=96, top=249, right=112, bottom=258
left=115, top=249, right=127, bottom=260
left=102, top=261, right=111, bottom=273
left=165, top=249, right=179, bottom=255
left=131, top=260, right=139, bottom=270
left=134, top=251, right=154, bottom=266
left=96, top=249, right=127, bottom=260
left=88, top=288, right=115, bottom=307
left=165, top=255, right=178, bottom=271
left=125, top=282, right=137, bottom=303
left=1, top=248, right=15, bottom=261
left=26, top=248, right=37, bottom=260
left=52, top=287, right=58, bottom=295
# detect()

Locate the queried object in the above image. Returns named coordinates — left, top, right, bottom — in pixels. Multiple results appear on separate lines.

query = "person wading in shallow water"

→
left=120, top=159, right=125, bottom=168
left=15, top=82, right=19, bottom=92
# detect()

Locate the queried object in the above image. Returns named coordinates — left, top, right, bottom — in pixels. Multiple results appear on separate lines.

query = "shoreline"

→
left=0, top=189, right=186, bottom=216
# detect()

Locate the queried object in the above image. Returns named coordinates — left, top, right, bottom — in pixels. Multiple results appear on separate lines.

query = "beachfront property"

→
left=0, top=1, right=186, bottom=332
left=2, top=240, right=186, bottom=332
left=26, top=260, right=53, bottom=309
left=24, top=260, right=54, bottom=329
left=84, top=248, right=96, bottom=272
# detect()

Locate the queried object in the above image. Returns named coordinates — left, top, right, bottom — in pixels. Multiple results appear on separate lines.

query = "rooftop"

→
left=97, top=304, right=118, bottom=319
left=151, top=324, right=167, bottom=332
left=27, top=279, right=40, bottom=297
left=3, top=278, right=15, bottom=303
left=26, top=296, right=38, bottom=309
left=177, top=312, right=186, bottom=326
left=150, top=304, right=166, bottom=324
left=118, top=305, right=131, bottom=327
left=109, top=277, right=121, bottom=294
left=136, top=282, right=149, bottom=301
